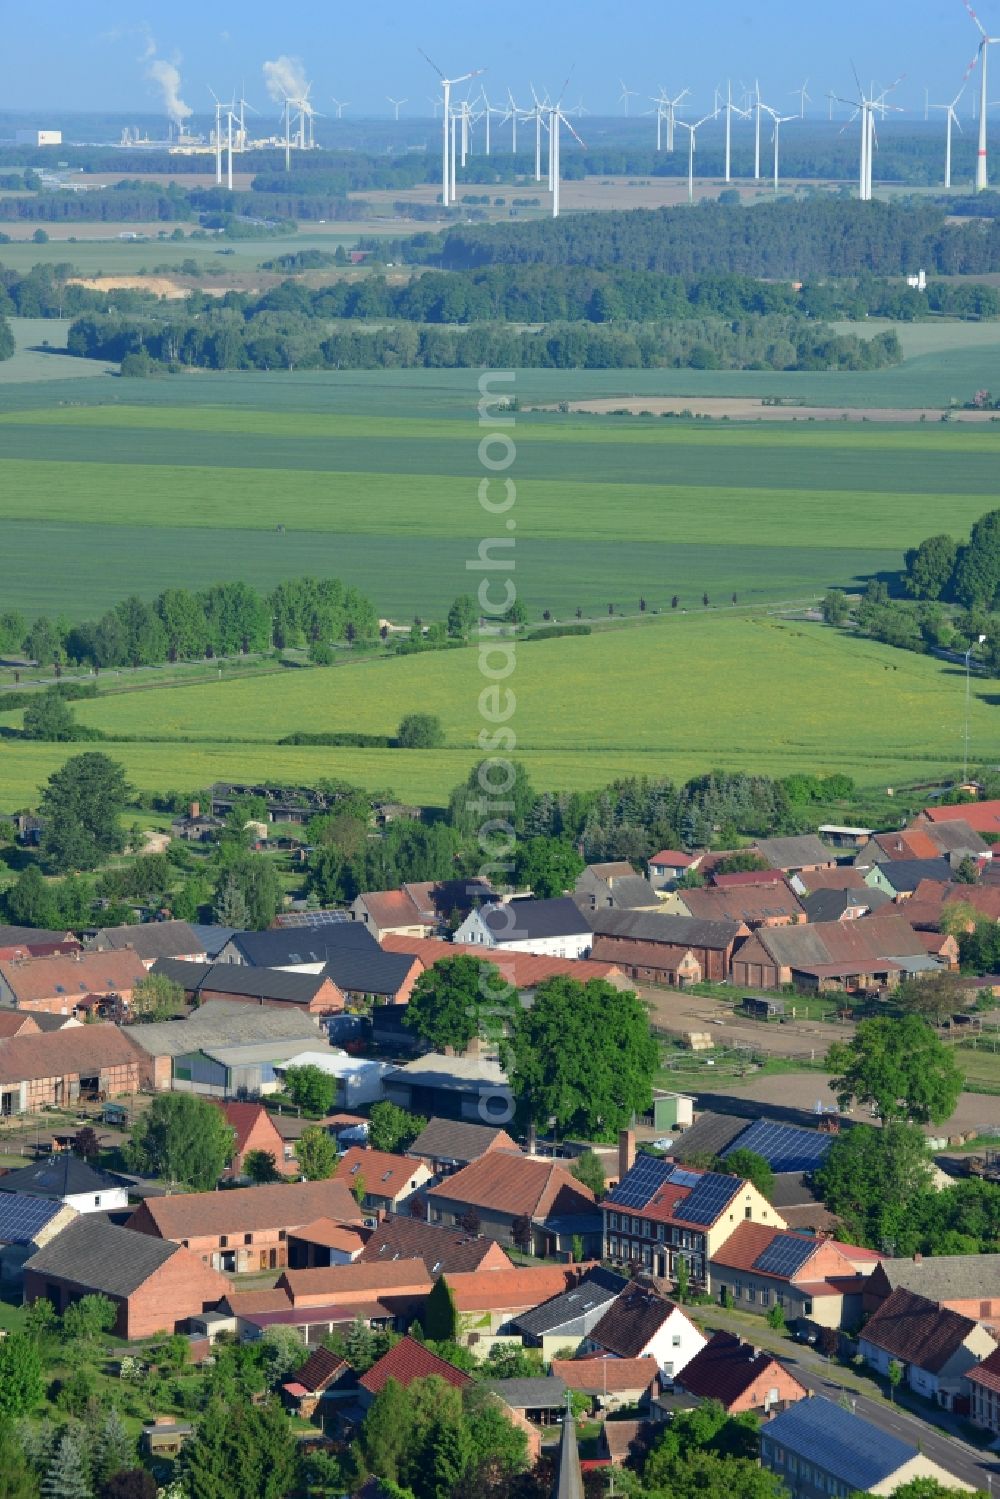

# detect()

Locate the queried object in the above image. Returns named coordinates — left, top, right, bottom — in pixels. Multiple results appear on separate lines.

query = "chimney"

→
left=619, top=1128, right=636, bottom=1179
left=913, top=1252, right=922, bottom=1264
left=190, top=800, right=200, bottom=819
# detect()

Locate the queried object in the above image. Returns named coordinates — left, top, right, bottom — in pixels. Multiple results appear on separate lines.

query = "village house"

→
left=965, top=1347, right=1000, bottom=1435
left=426, top=1151, right=599, bottom=1257
left=0, top=926, right=81, bottom=963
left=582, top=1282, right=706, bottom=1378
left=444, top=1263, right=594, bottom=1336
left=790, top=867, right=872, bottom=897
left=280, top=1345, right=353, bottom=1422
left=512, top=1266, right=629, bottom=1355
left=752, top=835, right=837, bottom=874
left=760, top=1395, right=974, bottom=1498
left=675, top=1330, right=807, bottom=1414
left=666, top=882, right=807, bottom=930
left=589, top=909, right=743, bottom=984
left=0, top=1155, right=130, bottom=1215
left=358, top=1214, right=513, bottom=1276
left=219, top=1101, right=298, bottom=1180
left=550, top=1354, right=660, bottom=1413
left=920, top=798, right=1000, bottom=837
left=646, top=851, right=700, bottom=891
left=379, top=934, right=630, bottom=1002
left=858, top=1286, right=998, bottom=1408
left=863, top=858, right=955, bottom=898
left=863, top=1252, right=1000, bottom=1321
left=405, top=1117, right=521, bottom=1178
left=333, top=1146, right=432, bottom=1219
left=800, top=888, right=891, bottom=923
left=707, top=1222, right=876, bottom=1328
left=89, top=920, right=208, bottom=967
left=603, top=1140, right=784, bottom=1288
left=23, top=1216, right=230, bottom=1339
left=453, top=897, right=595, bottom=959
left=573, top=863, right=664, bottom=913
left=126, top=1178, right=362, bottom=1274
left=151, top=958, right=346, bottom=1016
left=351, top=879, right=493, bottom=941
left=0, top=950, right=148, bottom=1015
left=356, top=1335, right=472, bottom=1407
left=0, top=1026, right=141, bottom=1114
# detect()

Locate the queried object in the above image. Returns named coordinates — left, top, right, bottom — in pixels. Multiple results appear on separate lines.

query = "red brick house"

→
left=588, top=910, right=744, bottom=984
left=675, top=1331, right=807, bottom=1414
left=358, top=1214, right=513, bottom=1275
left=0, top=951, right=147, bottom=1015
left=219, top=1101, right=297, bottom=1180
left=334, top=1147, right=432, bottom=1218
left=425, top=1152, right=598, bottom=1257
left=23, top=1216, right=228, bottom=1339
left=357, top=1334, right=473, bottom=1405
left=126, top=1179, right=362, bottom=1273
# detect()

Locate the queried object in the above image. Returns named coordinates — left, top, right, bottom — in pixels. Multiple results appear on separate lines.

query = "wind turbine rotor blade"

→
left=965, top=0, right=990, bottom=38
left=418, top=47, right=446, bottom=80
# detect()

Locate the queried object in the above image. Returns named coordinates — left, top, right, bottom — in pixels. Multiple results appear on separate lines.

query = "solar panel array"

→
left=722, top=1119, right=834, bottom=1174
left=667, top=1166, right=702, bottom=1188
left=275, top=909, right=350, bottom=928
left=752, top=1233, right=817, bottom=1279
left=676, top=1171, right=741, bottom=1225
left=606, top=1154, right=675, bottom=1209
left=0, top=1191, right=62, bottom=1243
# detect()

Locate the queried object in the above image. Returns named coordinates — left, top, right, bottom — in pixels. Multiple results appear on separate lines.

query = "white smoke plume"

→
left=263, top=55, right=308, bottom=103
left=148, top=58, right=193, bottom=128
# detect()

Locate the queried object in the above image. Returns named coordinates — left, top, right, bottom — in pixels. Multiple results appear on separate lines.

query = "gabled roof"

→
left=0, top=1154, right=127, bottom=1200
left=224, top=923, right=378, bottom=968
left=359, top=1214, right=512, bottom=1276
left=588, top=909, right=742, bottom=949
left=191, top=962, right=337, bottom=1005
left=0, top=926, right=76, bottom=948
left=91, top=921, right=204, bottom=961
left=380, top=935, right=626, bottom=990
left=357, top=1334, right=472, bottom=1395
left=915, top=818, right=989, bottom=857
left=678, top=884, right=805, bottom=926
left=407, top=1117, right=519, bottom=1166
left=749, top=914, right=928, bottom=972
left=280, top=1260, right=431, bottom=1303
left=445, top=1264, right=591, bottom=1313
left=708, top=1222, right=855, bottom=1284
left=763, top=1396, right=918, bottom=1492
left=649, top=851, right=695, bottom=868
left=871, top=1252, right=1000, bottom=1302
left=476, top=898, right=594, bottom=942
left=589, top=1282, right=683, bottom=1358
left=861, top=1286, right=991, bottom=1372
left=334, top=1146, right=427, bottom=1201
left=130, top=1179, right=361, bottom=1239
left=802, top=888, right=890, bottom=922
left=0, top=950, right=147, bottom=1005
left=678, top=1331, right=806, bottom=1407
left=322, top=946, right=418, bottom=998
left=0, top=1025, right=140, bottom=1085
left=218, top=1101, right=282, bottom=1155
left=549, top=1356, right=660, bottom=1396
left=513, top=1266, right=628, bottom=1338
left=967, top=1346, right=1000, bottom=1395
left=872, top=859, right=953, bottom=893
left=0, top=1191, right=76, bottom=1245
left=23, top=1215, right=180, bottom=1297
left=794, top=868, right=868, bottom=894
left=606, top=1158, right=743, bottom=1228
left=488, top=1375, right=567, bottom=1410
left=426, top=1151, right=595, bottom=1220
left=292, top=1345, right=350, bottom=1395
left=126, top=1000, right=321, bottom=1057
left=754, top=835, right=834, bottom=871
left=923, top=800, right=1000, bottom=834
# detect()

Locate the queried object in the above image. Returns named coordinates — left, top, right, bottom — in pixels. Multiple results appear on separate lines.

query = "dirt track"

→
left=531, top=396, right=998, bottom=422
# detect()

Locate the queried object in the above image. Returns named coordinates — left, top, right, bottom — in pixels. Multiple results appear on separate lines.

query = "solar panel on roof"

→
left=753, top=1234, right=817, bottom=1279
left=677, top=1171, right=741, bottom=1225
left=606, top=1154, right=674, bottom=1209
left=668, top=1166, right=702, bottom=1188
left=722, top=1119, right=833, bottom=1175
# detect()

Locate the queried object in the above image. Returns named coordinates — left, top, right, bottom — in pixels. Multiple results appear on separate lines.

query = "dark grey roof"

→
left=875, top=859, right=953, bottom=893
left=0, top=1155, right=127, bottom=1200
left=488, top=1376, right=567, bottom=1411
left=91, top=921, right=204, bottom=961
left=801, top=888, right=891, bottom=922
left=513, top=1266, right=627, bottom=1339
left=323, top=945, right=416, bottom=998
left=188, top=925, right=236, bottom=959
left=768, top=1172, right=823, bottom=1209
left=408, top=1118, right=514, bottom=1166
left=29, top=1012, right=81, bottom=1032
left=223, top=923, right=378, bottom=968
left=0, top=925, right=73, bottom=947
left=150, top=959, right=213, bottom=991
left=479, top=898, right=594, bottom=942
left=0, top=1191, right=72, bottom=1245
left=199, top=964, right=332, bottom=1005
left=924, top=820, right=989, bottom=856
left=23, top=1215, right=179, bottom=1297
left=588, top=909, right=741, bottom=949
left=125, top=1001, right=320, bottom=1058
left=875, top=1253, right=1000, bottom=1301
left=762, top=1397, right=917, bottom=1492
left=667, top=1112, right=752, bottom=1163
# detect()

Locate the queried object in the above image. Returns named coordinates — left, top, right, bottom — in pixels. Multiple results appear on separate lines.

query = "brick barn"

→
left=0, top=1026, right=141, bottom=1114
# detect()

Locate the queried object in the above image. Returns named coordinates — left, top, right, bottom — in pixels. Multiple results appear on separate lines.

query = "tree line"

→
left=379, top=198, right=1000, bottom=279
left=0, top=573, right=377, bottom=670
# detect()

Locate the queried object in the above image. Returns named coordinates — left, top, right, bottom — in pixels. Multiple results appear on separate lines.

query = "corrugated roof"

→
left=24, top=1215, right=179, bottom=1297
left=762, top=1396, right=917, bottom=1492
left=125, top=1001, right=321, bottom=1058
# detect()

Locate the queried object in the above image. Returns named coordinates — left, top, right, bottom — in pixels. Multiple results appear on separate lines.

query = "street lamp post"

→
left=964, top=633, right=987, bottom=782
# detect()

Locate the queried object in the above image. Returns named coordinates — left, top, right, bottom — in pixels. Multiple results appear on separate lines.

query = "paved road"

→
left=696, top=1306, right=997, bottom=1491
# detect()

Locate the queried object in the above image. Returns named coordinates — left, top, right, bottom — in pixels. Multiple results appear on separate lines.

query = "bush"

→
left=396, top=713, right=445, bottom=749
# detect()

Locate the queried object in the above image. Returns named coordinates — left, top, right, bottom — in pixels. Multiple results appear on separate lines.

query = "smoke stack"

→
left=619, top=1128, right=636, bottom=1179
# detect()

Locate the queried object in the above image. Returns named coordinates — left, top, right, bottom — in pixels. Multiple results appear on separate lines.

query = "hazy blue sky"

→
left=1, top=0, right=993, bottom=118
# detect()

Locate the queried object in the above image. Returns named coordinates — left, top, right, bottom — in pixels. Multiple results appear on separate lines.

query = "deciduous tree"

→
left=826, top=1014, right=963, bottom=1125
left=296, top=1125, right=337, bottom=1182
left=39, top=752, right=129, bottom=872
left=125, top=1093, right=235, bottom=1190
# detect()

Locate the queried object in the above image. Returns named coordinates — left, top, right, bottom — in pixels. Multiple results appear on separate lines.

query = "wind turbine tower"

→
left=387, top=96, right=408, bottom=120
left=965, top=1, right=1000, bottom=189
left=419, top=50, right=484, bottom=206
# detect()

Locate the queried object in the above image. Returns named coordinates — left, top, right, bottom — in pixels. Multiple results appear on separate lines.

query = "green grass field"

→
left=2, top=614, right=994, bottom=808
left=4, top=392, right=1000, bottom=621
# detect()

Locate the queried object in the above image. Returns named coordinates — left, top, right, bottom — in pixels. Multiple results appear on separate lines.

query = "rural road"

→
left=697, top=1307, right=998, bottom=1492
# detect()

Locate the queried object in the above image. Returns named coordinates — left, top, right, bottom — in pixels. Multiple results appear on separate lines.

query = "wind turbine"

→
left=753, top=80, right=763, bottom=180
left=964, top=0, right=1000, bottom=189
left=419, top=50, right=484, bottom=207
left=836, top=71, right=903, bottom=200
left=618, top=78, right=638, bottom=115
left=506, top=89, right=521, bottom=152
left=764, top=105, right=797, bottom=193
left=387, top=96, right=408, bottom=120
left=791, top=78, right=811, bottom=117
left=427, top=94, right=442, bottom=118
left=676, top=112, right=716, bottom=204
left=330, top=97, right=351, bottom=119
left=934, top=60, right=977, bottom=188
left=236, top=89, right=257, bottom=151
left=548, top=83, right=586, bottom=217
left=719, top=81, right=749, bottom=182
left=529, top=86, right=550, bottom=181
left=663, top=87, right=689, bottom=151
left=209, top=89, right=224, bottom=185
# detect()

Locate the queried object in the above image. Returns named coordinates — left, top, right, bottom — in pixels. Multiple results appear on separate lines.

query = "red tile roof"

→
left=649, top=851, right=695, bottom=868
left=290, top=1219, right=365, bottom=1254
left=334, top=1146, right=429, bottom=1201
left=295, top=1345, right=350, bottom=1394
left=380, top=935, right=626, bottom=988
left=357, top=1335, right=473, bottom=1395
left=219, top=1101, right=280, bottom=1155
left=129, top=1179, right=361, bottom=1240
left=710, top=871, right=787, bottom=890
left=279, top=1259, right=431, bottom=1305
left=0, top=950, right=147, bottom=1005
left=924, top=801, right=1000, bottom=833
left=967, top=1345, right=1000, bottom=1395
left=445, top=1264, right=590, bottom=1312
left=550, top=1355, right=659, bottom=1395
left=426, top=1151, right=595, bottom=1220
left=0, top=1024, right=140, bottom=1085
left=677, top=1331, right=806, bottom=1408
left=862, top=1286, right=993, bottom=1373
